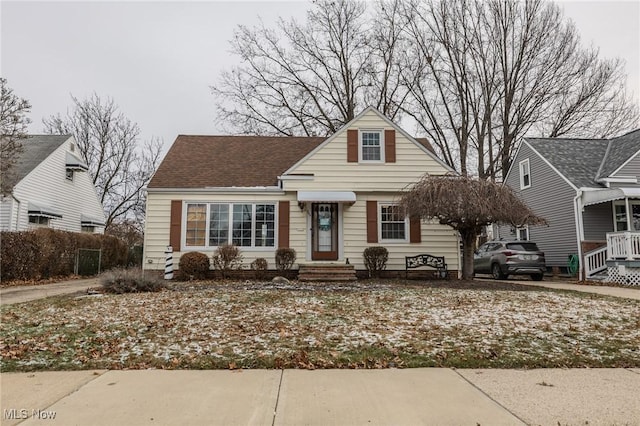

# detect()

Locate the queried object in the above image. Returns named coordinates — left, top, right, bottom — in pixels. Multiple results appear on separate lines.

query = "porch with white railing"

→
left=583, top=232, right=640, bottom=279
left=607, top=231, right=640, bottom=260
left=584, top=246, right=608, bottom=278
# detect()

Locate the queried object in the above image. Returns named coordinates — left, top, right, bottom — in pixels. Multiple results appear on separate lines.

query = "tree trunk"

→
left=460, top=229, right=478, bottom=280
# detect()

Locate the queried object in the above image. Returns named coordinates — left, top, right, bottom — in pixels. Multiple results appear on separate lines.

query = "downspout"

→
left=573, top=190, right=584, bottom=281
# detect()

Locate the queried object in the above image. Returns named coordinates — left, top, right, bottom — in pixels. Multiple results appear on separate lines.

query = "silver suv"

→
left=474, top=240, right=546, bottom=281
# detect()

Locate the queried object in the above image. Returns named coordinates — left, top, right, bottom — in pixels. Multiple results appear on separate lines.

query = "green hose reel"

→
left=567, top=254, right=579, bottom=276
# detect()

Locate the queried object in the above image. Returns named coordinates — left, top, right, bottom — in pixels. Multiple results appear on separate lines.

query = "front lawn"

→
left=1, top=280, right=639, bottom=371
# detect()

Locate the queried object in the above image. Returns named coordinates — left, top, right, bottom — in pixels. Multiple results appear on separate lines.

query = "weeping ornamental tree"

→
left=398, top=174, right=546, bottom=279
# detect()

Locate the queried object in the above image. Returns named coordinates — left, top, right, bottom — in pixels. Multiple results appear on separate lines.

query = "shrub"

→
left=99, top=234, right=129, bottom=270
left=363, top=246, right=389, bottom=278
left=34, top=228, right=72, bottom=278
left=0, top=231, right=42, bottom=280
left=251, top=258, right=268, bottom=280
left=275, top=248, right=297, bottom=271
left=179, top=251, right=211, bottom=280
left=100, top=268, right=165, bottom=293
left=0, top=229, right=129, bottom=282
left=212, top=244, right=243, bottom=278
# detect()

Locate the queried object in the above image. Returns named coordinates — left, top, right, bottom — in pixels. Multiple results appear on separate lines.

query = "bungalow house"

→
left=0, top=135, right=105, bottom=233
left=499, top=129, right=640, bottom=285
left=143, top=107, right=461, bottom=279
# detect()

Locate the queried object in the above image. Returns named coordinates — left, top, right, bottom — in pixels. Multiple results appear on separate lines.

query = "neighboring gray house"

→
left=0, top=135, right=105, bottom=233
left=499, top=129, right=640, bottom=285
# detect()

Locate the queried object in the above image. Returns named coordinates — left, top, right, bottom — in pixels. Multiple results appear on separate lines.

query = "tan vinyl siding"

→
left=283, top=110, right=447, bottom=192
left=144, top=191, right=460, bottom=272
left=144, top=109, right=459, bottom=273
left=143, top=192, right=301, bottom=270
left=342, top=193, right=459, bottom=271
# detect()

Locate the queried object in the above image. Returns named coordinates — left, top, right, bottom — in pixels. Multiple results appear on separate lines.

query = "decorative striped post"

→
left=164, top=246, right=174, bottom=280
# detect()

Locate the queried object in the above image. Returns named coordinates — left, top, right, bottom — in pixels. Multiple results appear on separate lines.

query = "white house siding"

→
left=500, top=142, right=579, bottom=269
left=10, top=138, right=105, bottom=233
left=0, top=197, right=14, bottom=231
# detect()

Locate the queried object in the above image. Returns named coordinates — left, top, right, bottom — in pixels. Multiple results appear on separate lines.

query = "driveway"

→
left=0, top=278, right=99, bottom=305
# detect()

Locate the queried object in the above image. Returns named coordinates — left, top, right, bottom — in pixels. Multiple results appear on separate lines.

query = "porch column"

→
left=625, top=197, right=632, bottom=231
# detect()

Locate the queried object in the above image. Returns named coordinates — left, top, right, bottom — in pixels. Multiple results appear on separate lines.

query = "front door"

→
left=311, top=203, right=338, bottom=260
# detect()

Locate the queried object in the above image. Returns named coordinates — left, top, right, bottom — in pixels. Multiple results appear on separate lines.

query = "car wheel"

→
left=531, top=273, right=543, bottom=281
left=491, top=263, right=506, bottom=280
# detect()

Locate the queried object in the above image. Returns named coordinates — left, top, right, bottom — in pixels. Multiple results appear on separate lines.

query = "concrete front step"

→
left=298, top=264, right=357, bottom=282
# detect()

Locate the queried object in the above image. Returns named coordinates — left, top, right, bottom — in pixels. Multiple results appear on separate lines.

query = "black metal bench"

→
left=405, top=254, right=448, bottom=279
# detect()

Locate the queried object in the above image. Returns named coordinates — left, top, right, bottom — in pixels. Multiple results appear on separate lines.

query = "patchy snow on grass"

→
left=1, top=281, right=639, bottom=370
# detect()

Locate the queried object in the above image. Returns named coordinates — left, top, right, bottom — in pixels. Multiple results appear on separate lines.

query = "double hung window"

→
left=519, top=159, right=531, bottom=189
left=360, top=130, right=383, bottom=162
left=379, top=203, right=407, bottom=241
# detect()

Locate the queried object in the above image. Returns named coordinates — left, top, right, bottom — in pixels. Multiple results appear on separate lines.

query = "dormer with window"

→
left=65, top=151, right=89, bottom=182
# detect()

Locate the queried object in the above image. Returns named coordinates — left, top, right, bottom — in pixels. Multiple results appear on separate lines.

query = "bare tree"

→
left=400, top=0, right=500, bottom=177
left=533, top=52, right=638, bottom=139
left=0, top=78, right=31, bottom=194
left=400, top=0, right=638, bottom=178
left=214, top=0, right=638, bottom=176
left=43, top=94, right=162, bottom=229
left=398, top=174, right=546, bottom=279
left=211, top=0, right=412, bottom=136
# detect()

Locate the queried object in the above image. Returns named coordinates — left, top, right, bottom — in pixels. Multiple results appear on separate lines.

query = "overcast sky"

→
left=2, top=1, right=639, bottom=156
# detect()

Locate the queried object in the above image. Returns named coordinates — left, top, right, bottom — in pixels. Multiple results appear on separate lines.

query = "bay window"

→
left=185, top=202, right=276, bottom=248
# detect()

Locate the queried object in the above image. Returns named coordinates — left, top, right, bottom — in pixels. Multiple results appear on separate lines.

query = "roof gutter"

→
left=145, top=186, right=285, bottom=195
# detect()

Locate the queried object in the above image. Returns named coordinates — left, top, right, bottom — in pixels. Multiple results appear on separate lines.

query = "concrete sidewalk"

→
left=476, top=277, right=640, bottom=300
left=2, top=368, right=639, bottom=425
left=0, top=278, right=99, bottom=305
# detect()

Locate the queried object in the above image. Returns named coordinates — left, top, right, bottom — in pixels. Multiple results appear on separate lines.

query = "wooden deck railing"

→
left=607, top=232, right=640, bottom=260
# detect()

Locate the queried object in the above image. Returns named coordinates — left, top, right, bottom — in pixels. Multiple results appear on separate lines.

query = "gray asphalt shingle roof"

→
left=526, top=138, right=609, bottom=188
left=526, top=129, right=640, bottom=188
left=598, top=129, right=640, bottom=178
left=13, top=135, right=71, bottom=182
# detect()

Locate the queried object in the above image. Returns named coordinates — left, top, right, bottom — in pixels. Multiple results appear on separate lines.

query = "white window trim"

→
left=378, top=202, right=408, bottom=243
left=613, top=201, right=626, bottom=232
left=519, top=159, right=531, bottom=189
left=182, top=201, right=278, bottom=251
left=613, top=200, right=640, bottom=232
left=516, top=225, right=529, bottom=241
left=359, top=129, right=385, bottom=163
